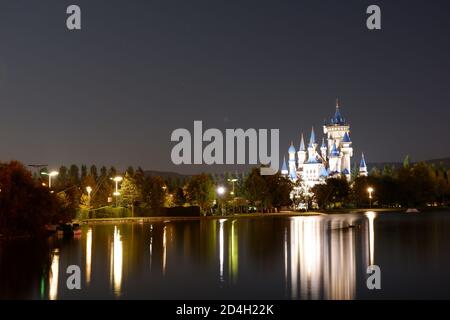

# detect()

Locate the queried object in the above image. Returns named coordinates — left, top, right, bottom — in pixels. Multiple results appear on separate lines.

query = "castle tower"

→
left=320, top=137, right=327, bottom=160
left=288, top=142, right=297, bottom=181
left=340, top=131, right=353, bottom=180
left=359, top=153, right=368, bottom=177
left=323, top=99, right=352, bottom=179
left=297, top=133, right=307, bottom=168
left=329, top=141, right=340, bottom=173
left=307, top=127, right=317, bottom=162
left=281, top=156, right=288, bottom=175
left=324, top=99, right=350, bottom=151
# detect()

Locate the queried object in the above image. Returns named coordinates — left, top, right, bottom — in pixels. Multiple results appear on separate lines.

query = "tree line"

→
left=35, top=164, right=293, bottom=216
left=311, top=159, right=450, bottom=209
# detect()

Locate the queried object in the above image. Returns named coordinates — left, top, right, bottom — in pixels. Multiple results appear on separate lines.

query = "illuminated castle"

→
left=281, top=100, right=367, bottom=188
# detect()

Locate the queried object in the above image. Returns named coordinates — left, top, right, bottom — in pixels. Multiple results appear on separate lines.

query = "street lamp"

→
left=217, top=186, right=226, bottom=215
left=111, top=176, right=123, bottom=207
left=86, top=186, right=92, bottom=205
left=367, top=187, right=374, bottom=208
left=42, top=171, right=59, bottom=189
left=227, top=178, right=238, bottom=196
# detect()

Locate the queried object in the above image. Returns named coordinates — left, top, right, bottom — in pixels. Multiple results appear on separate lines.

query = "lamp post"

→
left=217, top=186, right=226, bottom=215
left=86, top=186, right=92, bottom=207
left=367, top=187, right=374, bottom=208
left=227, top=178, right=238, bottom=196
left=111, top=176, right=123, bottom=207
left=42, top=171, right=59, bottom=189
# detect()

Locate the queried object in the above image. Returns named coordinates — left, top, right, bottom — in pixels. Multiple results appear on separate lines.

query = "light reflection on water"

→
left=48, top=249, right=59, bottom=300
left=4, top=211, right=450, bottom=299
left=110, top=226, right=123, bottom=297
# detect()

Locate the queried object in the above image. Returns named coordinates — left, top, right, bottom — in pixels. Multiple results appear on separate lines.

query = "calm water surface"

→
left=2, top=211, right=450, bottom=299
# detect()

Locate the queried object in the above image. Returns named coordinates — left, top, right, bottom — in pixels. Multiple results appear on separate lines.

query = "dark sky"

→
left=0, top=0, right=449, bottom=174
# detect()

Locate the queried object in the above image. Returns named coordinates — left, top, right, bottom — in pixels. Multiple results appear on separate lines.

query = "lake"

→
left=2, top=211, right=450, bottom=299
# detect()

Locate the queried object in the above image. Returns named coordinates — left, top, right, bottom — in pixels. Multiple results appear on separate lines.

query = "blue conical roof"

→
left=342, top=131, right=351, bottom=143
left=360, top=153, right=367, bottom=168
left=308, top=127, right=316, bottom=147
left=319, top=166, right=329, bottom=177
left=299, top=134, right=305, bottom=151
left=342, top=168, right=350, bottom=175
left=288, top=141, right=296, bottom=153
left=281, top=156, right=288, bottom=172
left=331, top=99, right=345, bottom=125
left=330, top=142, right=340, bottom=157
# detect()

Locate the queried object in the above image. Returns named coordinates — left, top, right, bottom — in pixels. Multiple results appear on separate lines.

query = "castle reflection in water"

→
left=285, top=214, right=375, bottom=299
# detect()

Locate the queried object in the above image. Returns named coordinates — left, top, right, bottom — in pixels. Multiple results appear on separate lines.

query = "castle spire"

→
left=288, top=141, right=296, bottom=154
left=359, top=152, right=368, bottom=176
left=360, top=152, right=367, bottom=168
left=308, top=127, right=316, bottom=147
left=299, top=134, right=305, bottom=151
left=281, top=156, right=288, bottom=175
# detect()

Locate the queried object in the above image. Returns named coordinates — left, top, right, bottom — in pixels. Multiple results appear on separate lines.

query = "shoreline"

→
left=78, top=207, right=425, bottom=224
left=79, top=211, right=322, bottom=224
left=79, top=207, right=450, bottom=224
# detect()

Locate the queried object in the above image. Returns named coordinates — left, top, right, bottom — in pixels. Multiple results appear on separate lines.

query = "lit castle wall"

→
left=281, top=100, right=367, bottom=188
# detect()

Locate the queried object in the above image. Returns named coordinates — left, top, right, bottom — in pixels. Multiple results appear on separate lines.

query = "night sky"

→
left=0, top=0, right=449, bottom=174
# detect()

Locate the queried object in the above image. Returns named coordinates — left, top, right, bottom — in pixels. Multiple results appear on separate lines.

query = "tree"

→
left=244, top=168, right=268, bottom=211
left=80, top=165, right=88, bottom=182
left=120, top=172, right=140, bottom=208
left=142, top=176, right=167, bottom=212
left=312, top=177, right=350, bottom=209
left=403, top=155, right=411, bottom=169
left=184, top=174, right=215, bottom=213
left=69, top=164, right=80, bottom=186
left=0, top=161, right=73, bottom=237
left=56, top=166, right=69, bottom=189
left=264, top=173, right=292, bottom=211
left=126, top=166, right=135, bottom=176
left=173, top=186, right=186, bottom=206
left=89, top=165, right=98, bottom=182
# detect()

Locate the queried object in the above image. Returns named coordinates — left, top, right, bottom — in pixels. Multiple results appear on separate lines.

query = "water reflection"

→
left=229, top=220, right=238, bottom=284
left=110, top=226, right=123, bottom=297
left=285, top=216, right=359, bottom=300
left=8, top=211, right=433, bottom=299
left=365, top=211, right=377, bottom=266
left=49, top=249, right=59, bottom=300
left=149, top=224, right=153, bottom=271
left=219, top=219, right=226, bottom=283
left=86, top=228, right=92, bottom=285
left=162, top=225, right=167, bottom=276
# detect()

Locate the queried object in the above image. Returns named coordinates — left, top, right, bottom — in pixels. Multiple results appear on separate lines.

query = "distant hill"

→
left=368, top=157, right=450, bottom=170
left=143, top=158, right=450, bottom=178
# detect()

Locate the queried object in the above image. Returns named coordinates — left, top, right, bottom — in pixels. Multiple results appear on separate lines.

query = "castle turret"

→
left=297, top=133, right=306, bottom=168
left=329, top=141, right=340, bottom=173
left=320, top=137, right=327, bottom=160
left=307, top=127, right=318, bottom=163
left=340, top=131, right=353, bottom=180
left=359, top=153, right=368, bottom=177
left=288, top=142, right=297, bottom=181
left=281, top=156, right=288, bottom=175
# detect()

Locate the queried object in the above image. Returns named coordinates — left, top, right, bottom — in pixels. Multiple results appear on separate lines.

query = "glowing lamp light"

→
left=217, top=186, right=226, bottom=195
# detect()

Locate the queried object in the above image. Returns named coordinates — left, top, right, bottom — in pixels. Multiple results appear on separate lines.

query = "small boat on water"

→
left=406, top=208, right=420, bottom=213
left=56, top=223, right=82, bottom=237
